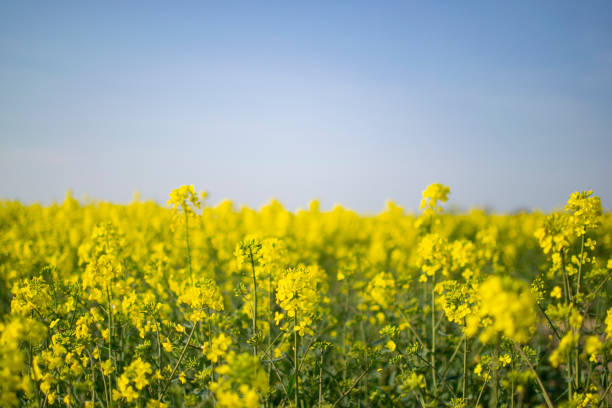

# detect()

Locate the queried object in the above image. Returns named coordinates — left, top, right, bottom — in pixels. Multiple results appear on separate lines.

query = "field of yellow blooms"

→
left=1, top=184, right=611, bottom=408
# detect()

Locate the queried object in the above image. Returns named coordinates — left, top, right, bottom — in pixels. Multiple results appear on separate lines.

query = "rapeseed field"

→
left=1, top=184, right=610, bottom=407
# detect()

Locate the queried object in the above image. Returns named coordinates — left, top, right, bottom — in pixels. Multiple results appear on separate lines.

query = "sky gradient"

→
left=1, top=1, right=611, bottom=212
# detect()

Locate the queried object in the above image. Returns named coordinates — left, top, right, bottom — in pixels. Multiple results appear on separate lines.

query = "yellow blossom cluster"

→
left=113, top=357, right=153, bottom=402
left=203, top=333, right=232, bottom=363
left=465, top=276, right=537, bottom=344
left=363, top=271, right=397, bottom=311
left=177, top=277, right=224, bottom=321
left=0, top=317, right=46, bottom=406
left=210, top=352, right=268, bottom=408
left=167, top=185, right=204, bottom=213
left=419, top=183, right=450, bottom=215
left=565, top=190, right=602, bottom=236
left=275, top=265, right=324, bottom=335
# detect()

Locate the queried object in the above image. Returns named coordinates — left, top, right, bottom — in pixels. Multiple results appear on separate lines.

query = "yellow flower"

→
left=167, top=185, right=202, bottom=212
left=274, top=311, right=283, bottom=326
left=101, top=359, right=114, bottom=376
left=569, top=308, right=583, bottom=329
left=276, top=265, right=323, bottom=336
left=605, top=308, right=612, bottom=339
left=162, top=338, right=173, bottom=353
left=466, top=276, right=537, bottom=344
left=419, top=183, right=450, bottom=215
left=147, top=400, right=169, bottom=408
left=585, top=336, right=603, bottom=362
left=416, top=233, right=450, bottom=278
left=550, top=331, right=579, bottom=368
left=210, top=352, right=268, bottom=408
left=498, top=354, right=511, bottom=367
left=474, top=364, right=491, bottom=381
left=363, top=272, right=396, bottom=310
left=401, top=371, right=425, bottom=392
left=113, top=358, right=152, bottom=402
left=203, top=333, right=232, bottom=363
left=178, top=278, right=224, bottom=322
left=565, top=190, right=602, bottom=236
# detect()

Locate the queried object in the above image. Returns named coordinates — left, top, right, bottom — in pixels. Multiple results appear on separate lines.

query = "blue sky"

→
left=1, top=1, right=611, bottom=212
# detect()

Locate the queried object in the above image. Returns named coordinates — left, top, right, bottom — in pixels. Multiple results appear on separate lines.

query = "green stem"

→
left=576, top=234, right=585, bottom=296
left=561, top=250, right=573, bottom=303
left=154, top=319, right=162, bottom=399
left=184, top=208, right=192, bottom=284
left=537, top=302, right=562, bottom=340
left=260, top=347, right=290, bottom=399
left=463, top=332, right=467, bottom=400
left=597, top=379, right=612, bottom=407
left=514, top=342, right=554, bottom=408
left=160, top=321, right=199, bottom=399
left=561, top=250, right=573, bottom=399
left=331, top=363, right=372, bottom=408
left=268, top=273, right=273, bottom=402
left=105, top=284, right=114, bottom=408
left=99, top=360, right=110, bottom=408
left=575, top=234, right=585, bottom=391
left=431, top=273, right=437, bottom=394
left=208, top=314, right=216, bottom=407
left=249, top=248, right=258, bottom=356
left=574, top=328, right=580, bottom=391
left=567, top=347, right=573, bottom=400
left=294, top=313, right=299, bottom=408
left=474, top=368, right=490, bottom=408
left=319, top=351, right=324, bottom=408
left=342, top=282, right=350, bottom=384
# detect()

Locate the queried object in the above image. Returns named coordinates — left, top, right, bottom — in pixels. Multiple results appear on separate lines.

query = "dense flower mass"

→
left=0, top=185, right=610, bottom=407
left=465, top=276, right=537, bottom=343
left=210, top=352, right=268, bottom=408
left=565, top=190, right=602, bottom=236
left=419, top=183, right=450, bottom=215
left=167, top=184, right=203, bottom=213
left=275, top=265, right=324, bottom=335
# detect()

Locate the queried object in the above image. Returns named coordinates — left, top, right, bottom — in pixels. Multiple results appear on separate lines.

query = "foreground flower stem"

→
left=294, top=313, right=299, bottom=408
left=474, top=368, right=491, bottom=408
left=154, top=319, right=162, bottom=399
left=160, top=321, right=198, bottom=399
left=332, top=362, right=373, bottom=408
left=492, top=348, right=499, bottom=406
left=249, top=247, right=258, bottom=357
left=319, top=351, right=323, bottom=408
left=268, top=274, right=273, bottom=406
left=160, top=198, right=199, bottom=400
left=431, top=274, right=437, bottom=394
left=207, top=314, right=216, bottom=407
left=561, top=251, right=573, bottom=399
left=106, top=284, right=114, bottom=408
left=514, top=342, right=554, bottom=408
left=184, top=209, right=192, bottom=284
left=463, top=332, right=467, bottom=400
left=576, top=234, right=585, bottom=296
left=575, top=234, right=585, bottom=391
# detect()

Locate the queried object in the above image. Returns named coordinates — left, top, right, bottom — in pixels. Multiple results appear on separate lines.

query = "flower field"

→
left=1, top=184, right=611, bottom=407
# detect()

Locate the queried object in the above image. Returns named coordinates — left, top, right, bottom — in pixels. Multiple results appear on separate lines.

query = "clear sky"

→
left=1, top=1, right=611, bottom=212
